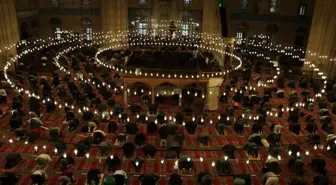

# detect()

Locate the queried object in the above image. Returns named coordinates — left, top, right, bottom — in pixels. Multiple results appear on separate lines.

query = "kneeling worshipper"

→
left=60, top=154, right=75, bottom=172
left=142, top=144, right=157, bottom=158
left=198, top=172, right=212, bottom=185
left=93, top=129, right=106, bottom=144
left=5, top=153, right=22, bottom=169
left=87, top=168, right=102, bottom=185
left=0, top=172, right=18, bottom=185
left=261, top=171, right=279, bottom=185
left=58, top=175, right=72, bottom=185
left=169, top=173, right=182, bottom=185
left=131, top=156, right=144, bottom=172
left=106, top=155, right=121, bottom=172
left=49, top=127, right=62, bottom=140
left=112, top=170, right=128, bottom=185
left=35, top=154, right=52, bottom=169
left=14, top=127, right=28, bottom=140
left=99, top=141, right=113, bottom=156
left=139, top=173, right=159, bottom=185
left=276, top=89, right=284, bottom=98
left=31, top=169, right=48, bottom=185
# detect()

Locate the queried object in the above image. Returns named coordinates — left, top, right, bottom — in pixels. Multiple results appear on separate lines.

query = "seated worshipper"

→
left=169, top=173, right=182, bottom=185
left=134, top=132, right=146, bottom=146
left=106, top=155, right=121, bottom=172
left=158, top=124, right=169, bottom=140
left=156, top=112, right=165, bottom=124
left=147, top=121, right=158, bottom=133
left=68, top=118, right=80, bottom=132
left=113, top=104, right=124, bottom=115
left=139, top=173, right=159, bottom=185
left=29, top=97, right=41, bottom=116
left=130, top=104, right=141, bottom=114
left=99, top=141, right=113, bottom=156
left=5, top=153, right=22, bottom=169
left=322, top=120, right=334, bottom=134
left=268, top=124, right=281, bottom=146
left=88, top=121, right=98, bottom=133
left=288, top=157, right=305, bottom=176
left=234, top=118, right=245, bottom=134
left=31, top=170, right=48, bottom=185
left=299, top=78, right=308, bottom=88
left=261, top=171, right=279, bottom=185
left=29, top=114, right=43, bottom=129
left=305, top=117, right=318, bottom=134
left=244, top=143, right=259, bottom=158
left=59, top=155, right=75, bottom=172
left=251, top=123, right=263, bottom=135
left=87, top=168, right=102, bottom=185
left=75, top=140, right=90, bottom=157
left=289, top=122, right=301, bottom=135
left=122, top=142, right=136, bottom=158
left=178, top=156, right=193, bottom=171
left=65, top=110, right=76, bottom=122
left=83, top=110, right=94, bottom=122
left=108, top=120, right=118, bottom=133
left=175, top=132, right=186, bottom=146
left=113, top=170, right=128, bottom=185
left=14, top=128, right=28, bottom=140
left=131, top=156, right=144, bottom=172
left=222, top=144, right=236, bottom=159
left=28, top=129, right=41, bottom=142
left=216, top=122, right=226, bottom=135
left=117, top=133, right=127, bottom=145
left=121, top=112, right=128, bottom=123
left=0, top=172, right=18, bottom=185
left=248, top=132, right=262, bottom=146
left=168, top=121, right=178, bottom=134
left=93, top=130, right=106, bottom=144
left=185, top=121, right=197, bottom=134
left=102, top=110, right=111, bottom=122
left=198, top=133, right=209, bottom=146
left=311, top=158, right=327, bottom=176
left=35, top=154, right=52, bottom=169
left=263, top=155, right=281, bottom=174
left=107, top=98, right=115, bottom=107
left=216, top=158, right=232, bottom=175
left=49, top=127, right=62, bottom=141
left=287, top=80, right=296, bottom=88
left=313, top=175, right=330, bottom=185
left=174, top=112, right=184, bottom=125
left=276, top=90, right=284, bottom=98
left=234, top=174, right=252, bottom=185
left=125, top=122, right=138, bottom=135
left=58, top=175, right=72, bottom=185
left=142, top=94, right=150, bottom=103
left=0, top=89, right=7, bottom=104
left=319, top=108, right=329, bottom=116
left=198, top=172, right=212, bottom=185
left=9, top=116, right=23, bottom=130
left=142, top=144, right=157, bottom=158
left=45, top=97, right=56, bottom=112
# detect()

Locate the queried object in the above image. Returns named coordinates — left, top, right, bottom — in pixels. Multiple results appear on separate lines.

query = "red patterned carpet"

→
left=0, top=65, right=335, bottom=185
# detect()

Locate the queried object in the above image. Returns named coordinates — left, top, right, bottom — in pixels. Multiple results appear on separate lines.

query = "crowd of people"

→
left=0, top=40, right=335, bottom=185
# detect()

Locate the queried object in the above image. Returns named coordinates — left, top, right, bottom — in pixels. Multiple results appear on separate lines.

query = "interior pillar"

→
left=151, top=87, right=155, bottom=104
left=304, top=0, right=336, bottom=79
left=0, top=0, right=20, bottom=72
left=207, top=78, right=223, bottom=111
left=123, top=83, right=128, bottom=106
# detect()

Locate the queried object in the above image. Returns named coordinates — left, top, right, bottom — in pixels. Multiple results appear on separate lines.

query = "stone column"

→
left=151, top=87, right=155, bottom=104
left=0, top=0, right=20, bottom=72
left=101, top=0, right=128, bottom=35
left=202, top=0, right=220, bottom=35
left=123, top=83, right=128, bottom=106
left=304, top=0, right=336, bottom=79
left=207, top=78, right=223, bottom=111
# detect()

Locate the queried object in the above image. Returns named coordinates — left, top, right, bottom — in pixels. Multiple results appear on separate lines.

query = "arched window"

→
left=81, top=0, right=90, bottom=5
left=295, top=26, right=308, bottom=46
left=269, top=0, right=279, bottom=12
left=236, top=22, right=249, bottom=44
left=266, top=24, right=279, bottom=44
left=139, top=0, right=146, bottom=4
left=181, top=23, right=189, bottom=36
left=81, top=17, right=93, bottom=41
left=184, top=0, right=191, bottom=5
left=241, top=0, right=248, bottom=10
left=49, top=17, right=62, bottom=40
left=50, top=0, right=58, bottom=5
left=138, top=22, right=147, bottom=35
